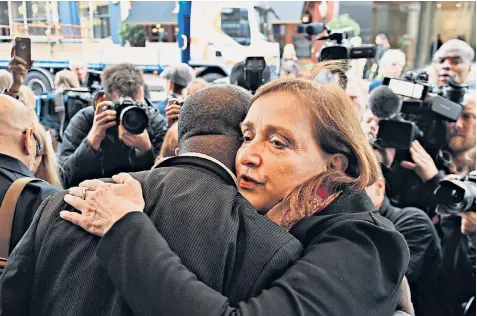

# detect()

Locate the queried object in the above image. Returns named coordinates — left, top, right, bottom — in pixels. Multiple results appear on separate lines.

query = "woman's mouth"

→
left=239, top=175, right=263, bottom=189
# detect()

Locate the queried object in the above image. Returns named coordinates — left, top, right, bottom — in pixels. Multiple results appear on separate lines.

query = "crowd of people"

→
left=0, top=35, right=475, bottom=316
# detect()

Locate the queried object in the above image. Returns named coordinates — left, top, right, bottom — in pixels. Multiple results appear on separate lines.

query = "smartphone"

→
left=14, top=37, right=31, bottom=64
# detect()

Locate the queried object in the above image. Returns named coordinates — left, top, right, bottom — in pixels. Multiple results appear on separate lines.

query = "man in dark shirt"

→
left=366, top=161, right=451, bottom=316
left=0, top=95, right=59, bottom=254
left=59, top=63, right=166, bottom=188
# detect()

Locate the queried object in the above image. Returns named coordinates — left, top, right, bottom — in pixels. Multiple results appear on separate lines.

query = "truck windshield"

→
left=254, top=7, right=273, bottom=42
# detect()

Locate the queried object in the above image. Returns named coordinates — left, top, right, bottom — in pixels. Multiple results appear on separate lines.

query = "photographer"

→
left=59, top=63, right=166, bottom=188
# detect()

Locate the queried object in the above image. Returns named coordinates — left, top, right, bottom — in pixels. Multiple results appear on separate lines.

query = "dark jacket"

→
left=0, top=154, right=59, bottom=254
left=379, top=197, right=450, bottom=316
left=0, top=155, right=302, bottom=316
left=59, top=105, right=166, bottom=188
left=439, top=216, right=476, bottom=316
left=90, top=191, right=407, bottom=316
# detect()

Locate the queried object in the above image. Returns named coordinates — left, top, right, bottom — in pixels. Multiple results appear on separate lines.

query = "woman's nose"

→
left=238, top=142, right=262, bottom=168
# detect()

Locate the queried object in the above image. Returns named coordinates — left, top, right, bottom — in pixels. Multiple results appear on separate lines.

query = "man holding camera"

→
left=59, top=63, right=166, bottom=188
left=392, top=91, right=476, bottom=316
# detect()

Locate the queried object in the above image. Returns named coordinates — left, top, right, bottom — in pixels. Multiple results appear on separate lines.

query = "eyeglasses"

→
left=22, top=129, right=42, bottom=157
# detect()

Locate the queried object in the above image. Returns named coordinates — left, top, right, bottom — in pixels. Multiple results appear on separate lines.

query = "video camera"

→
left=375, top=71, right=467, bottom=154
left=435, top=171, right=476, bottom=216
left=296, top=22, right=375, bottom=61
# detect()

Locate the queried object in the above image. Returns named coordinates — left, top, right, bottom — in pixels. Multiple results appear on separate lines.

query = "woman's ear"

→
left=327, top=153, right=349, bottom=172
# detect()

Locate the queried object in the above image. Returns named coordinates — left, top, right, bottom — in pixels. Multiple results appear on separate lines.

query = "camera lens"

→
left=120, top=106, right=148, bottom=134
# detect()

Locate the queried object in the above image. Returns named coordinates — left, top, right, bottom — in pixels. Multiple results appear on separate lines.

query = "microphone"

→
left=369, top=86, right=402, bottom=119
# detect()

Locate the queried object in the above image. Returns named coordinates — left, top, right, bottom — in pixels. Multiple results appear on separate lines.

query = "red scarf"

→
left=267, top=186, right=341, bottom=231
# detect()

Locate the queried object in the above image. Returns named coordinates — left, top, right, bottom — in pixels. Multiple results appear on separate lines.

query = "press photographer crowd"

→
left=0, top=22, right=475, bottom=316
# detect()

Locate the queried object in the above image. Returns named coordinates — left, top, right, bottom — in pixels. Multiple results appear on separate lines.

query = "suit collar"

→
left=157, top=153, right=237, bottom=187
left=0, top=153, right=34, bottom=178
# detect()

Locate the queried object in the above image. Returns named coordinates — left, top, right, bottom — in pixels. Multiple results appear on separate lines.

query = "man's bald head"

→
left=177, top=84, right=252, bottom=170
left=0, top=94, right=34, bottom=135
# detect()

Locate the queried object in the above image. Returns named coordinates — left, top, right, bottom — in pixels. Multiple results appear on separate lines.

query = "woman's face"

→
left=236, top=91, right=327, bottom=214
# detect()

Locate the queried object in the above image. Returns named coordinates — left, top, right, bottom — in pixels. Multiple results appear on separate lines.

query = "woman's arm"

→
left=96, top=212, right=409, bottom=316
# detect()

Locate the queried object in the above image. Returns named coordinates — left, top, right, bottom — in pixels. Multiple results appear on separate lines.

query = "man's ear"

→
left=327, top=153, right=349, bottom=172
left=22, top=128, right=34, bottom=156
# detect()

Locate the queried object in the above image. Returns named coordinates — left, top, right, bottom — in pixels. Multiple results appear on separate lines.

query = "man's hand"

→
left=457, top=212, right=476, bottom=234
left=165, top=98, right=182, bottom=128
left=87, top=101, right=117, bottom=151
left=8, top=56, right=30, bottom=92
left=118, top=125, right=152, bottom=156
left=401, top=140, right=439, bottom=182
left=61, top=173, right=145, bottom=237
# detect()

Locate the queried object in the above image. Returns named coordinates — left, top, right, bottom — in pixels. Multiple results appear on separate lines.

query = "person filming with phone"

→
left=59, top=63, right=166, bottom=188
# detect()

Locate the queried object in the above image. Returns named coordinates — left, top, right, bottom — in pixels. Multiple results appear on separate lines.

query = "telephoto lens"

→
left=434, top=171, right=476, bottom=216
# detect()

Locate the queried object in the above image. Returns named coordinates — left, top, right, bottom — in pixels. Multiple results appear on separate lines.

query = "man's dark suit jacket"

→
left=0, top=154, right=59, bottom=253
left=0, top=155, right=302, bottom=316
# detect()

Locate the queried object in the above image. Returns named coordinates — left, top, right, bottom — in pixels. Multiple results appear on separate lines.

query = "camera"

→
left=230, top=57, right=271, bottom=94
left=434, top=171, right=476, bottom=216
left=102, top=96, right=149, bottom=135
left=376, top=71, right=467, bottom=153
left=296, top=22, right=376, bottom=61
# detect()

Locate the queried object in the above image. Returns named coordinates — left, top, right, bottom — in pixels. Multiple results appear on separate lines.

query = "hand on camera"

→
left=118, top=125, right=152, bottom=156
left=165, top=98, right=182, bottom=128
left=8, top=46, right=32, bottom=92
left=401, top=140, right=439, bottom=182
left=457, top=211, right=476, bottom=234
left=87, top=101, right=116, bottom=151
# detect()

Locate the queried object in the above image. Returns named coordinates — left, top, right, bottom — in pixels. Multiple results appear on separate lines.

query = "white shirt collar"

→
left=179, top=152, right=238, bottom=187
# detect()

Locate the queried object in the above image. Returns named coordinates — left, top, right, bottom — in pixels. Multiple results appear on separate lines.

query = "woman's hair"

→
left=159, top=122, right=179, bottom=158
left=252, top=61, right=380, bottom=215
left=32, top=118, right=63, bottom=188
left=55, top=70, right=80, bottom=89
left=282, top=44, right=297, bottom=60
left=18, top=85, right=36, bottom=111
left=0, top=69, right=13, bottom=89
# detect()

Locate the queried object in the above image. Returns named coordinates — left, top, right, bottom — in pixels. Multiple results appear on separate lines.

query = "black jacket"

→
left=379, top=197, right=450, bottom=316
left=59, top=105, right=166, bottom=188
left=0, top=155, right=302, bottom=316
left=93, top=191, right=408, bottom=316
left=0, top=154, right=59, bottom=253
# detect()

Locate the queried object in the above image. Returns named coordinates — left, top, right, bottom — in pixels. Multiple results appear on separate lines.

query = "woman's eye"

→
left=271, top=137, right=287, bottom=148
left=242, top=134, right=253, bottom=143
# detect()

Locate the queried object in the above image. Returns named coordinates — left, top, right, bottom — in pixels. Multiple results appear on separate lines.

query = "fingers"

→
left=68, top=186, right=90, bottom=200
left=79, top=179, right=106, bottom=190
left=165, top=104, right=182, bottom=112
left=401, top=161, right=416, bottom=170
left=95, top=101, right=113, bottom=115
left=59, top=211, right=84, bottom=226
left=10, top=56, right=27, bottom=67
left=64, top=193, right=88, bottom=210
left=112, top=173, right=135, bottom=184
left=96, top=115, right=117, bottom=127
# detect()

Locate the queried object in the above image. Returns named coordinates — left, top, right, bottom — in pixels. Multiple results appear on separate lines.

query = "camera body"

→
left=435, top=171, right=476, bottom=216
left=102, top=96, right=149, bottom=135
left=378, top=72, right=467, bottom=153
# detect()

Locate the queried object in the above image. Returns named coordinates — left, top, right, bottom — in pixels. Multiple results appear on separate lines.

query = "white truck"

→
left=0, top=1, right=280, bottom=93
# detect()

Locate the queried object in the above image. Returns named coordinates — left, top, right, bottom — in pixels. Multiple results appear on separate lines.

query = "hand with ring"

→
left=61, top=173, right=145, bottom=237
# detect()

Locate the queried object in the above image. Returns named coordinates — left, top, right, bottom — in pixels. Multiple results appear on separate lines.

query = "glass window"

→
left=220, top=8, right=251, bottom=46
left=79, top=1, right=110, bottom=39
left=254, top=7, right=273, bottom=42
left=10, top=1, right=56, bottom=36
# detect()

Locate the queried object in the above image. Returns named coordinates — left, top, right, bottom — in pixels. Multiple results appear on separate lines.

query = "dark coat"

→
left=59, top=105, right=166, bottom=188
left=89, top=192, right=407, bottom=315
left=0, top=154, right=59, bottom=253
left=379, top=197, right=451, bottom=316
left=0, top=155, right=302, bottom=316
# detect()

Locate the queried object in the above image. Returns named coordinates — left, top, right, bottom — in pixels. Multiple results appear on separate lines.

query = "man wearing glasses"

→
left=432, top=38, right=475, bottom=89
left=0, top=94, right=59, bottom=257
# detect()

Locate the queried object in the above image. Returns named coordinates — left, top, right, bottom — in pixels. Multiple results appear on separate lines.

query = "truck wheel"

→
left=201, top=73, right=225, bottom=83
left=24, top=71, right=53, bottom=94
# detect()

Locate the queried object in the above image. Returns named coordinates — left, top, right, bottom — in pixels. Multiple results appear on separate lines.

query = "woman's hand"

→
left=61, top=173, right=145, bottom=236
